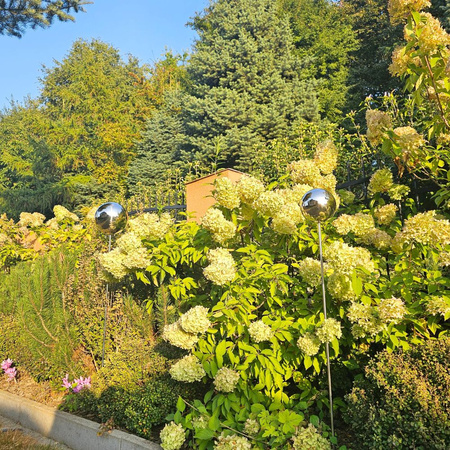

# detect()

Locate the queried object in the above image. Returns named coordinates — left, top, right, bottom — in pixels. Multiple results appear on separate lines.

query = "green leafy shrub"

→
left=345, top=338, right=450, bottom=450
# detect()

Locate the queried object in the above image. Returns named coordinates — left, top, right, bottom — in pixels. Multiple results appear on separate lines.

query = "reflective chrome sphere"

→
left=301, top=188, right=337, bottom=222
left=94, top=202, right=127, bottom=235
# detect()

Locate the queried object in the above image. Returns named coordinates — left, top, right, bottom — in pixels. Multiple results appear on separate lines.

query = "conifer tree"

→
left=130, top=0, right=319, bottom=187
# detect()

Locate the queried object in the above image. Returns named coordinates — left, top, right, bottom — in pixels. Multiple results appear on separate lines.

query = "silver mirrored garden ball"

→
left=94, top=202, right=127, bottom=235
left=301, top=188, right=337, bottom=222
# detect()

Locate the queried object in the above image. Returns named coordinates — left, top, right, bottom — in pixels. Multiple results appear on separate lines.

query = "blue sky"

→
left=0, top=0, right=209, bottom=110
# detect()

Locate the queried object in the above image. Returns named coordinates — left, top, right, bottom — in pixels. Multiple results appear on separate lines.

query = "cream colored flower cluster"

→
left=407, top=13, right=450, bottom=53
left=237, top=175, right=265, bottom=204
left=368, top=168, right=393, bottom=196
left=297, top=332, right=321, bottom=356
left=347, top=298, right=407, bottom=338
left=388, top=0, right=431, bottom=24
left=213, top=367, right=240, bottom=393
left=271, top=202, right=304, bottom=235
left=202, top=208, right=236, bottom=244
left=357, top=228, right=393, bottom=251
left=160, top=422, right=185, bottom=450
left=288, top=159, right=321, bottom=186
left=214, top=177, right=241, bottom=210
left=98, top=248, right=129, bottom=280
left=18, top=212, right=46, bottom=228
left=426, top=296, right=450, bottom=316
left=366, top=109, right=393, bottom=146
left=315, top=318, right=342, bottom=343
left=53, top=205, right=79, bottom=222
left=163, top=306, right=210, bottom=350
left=179, top=306, right=210, bottom=334
left=389, top=46, right=421, bottom=77
left=375, top=203, right=398, bottom=226
left=347, top=302, right=384, bottom=338
left=327, top=272, right=358, bottom=301
left=393, top=211, right=450, bottom=250
left=297, top=257, right=323, bottom=287
left=248, top=320, right=274, bottom=343
left=314, top=140, right=338, bottom=175
left=116, top=232, right=152, bottom=270
left=393, top=126, right=426, bottom=166
left=203, top=248, right=236, bottom=286
left=378, top=297, right=407, bottom=322
left=162, top=321, right=199, bottom=350
left=169, top=355, right=206, bottom=383
left=292, top=424, right=331, bottom=450
left=243, top=418, right=260, bottom=435
left=128, top=212, right=173, bottom=240
left=333, top=213, right=375, bottom=236
left=253, top=191, right=285, bottom=217
left=214, top=432, right=252, bottom=450
left=192, top=416, right=208, bottom=430
left=324, top=241, right=375, bottom=276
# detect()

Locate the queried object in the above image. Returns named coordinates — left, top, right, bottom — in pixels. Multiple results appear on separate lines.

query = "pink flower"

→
left=1, top=359, right=13, bottom=371
left=62, top=374, right=72, bottom=389
left=4, top=367, right=16, bottom=381
left=72, top=376, right=91, bottom=393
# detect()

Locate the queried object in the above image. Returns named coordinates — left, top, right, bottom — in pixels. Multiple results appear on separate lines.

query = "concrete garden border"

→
left=0, top=390, right=162, bottom=450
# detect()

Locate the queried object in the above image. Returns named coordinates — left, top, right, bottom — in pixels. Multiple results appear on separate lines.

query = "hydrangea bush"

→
left=98, top=151, right=449, bottom=449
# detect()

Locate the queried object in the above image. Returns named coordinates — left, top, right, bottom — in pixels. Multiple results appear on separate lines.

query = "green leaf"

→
left=195, top=428, right=216, bottom=440
left=176, top=396, right=186, bottom=412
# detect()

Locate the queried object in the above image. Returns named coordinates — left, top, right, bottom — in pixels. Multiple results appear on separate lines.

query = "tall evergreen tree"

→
left=0, top=0, right=89, bottom=37
left=181, top=0, right=319, bottom=170
left=130, top=0, right=319, bottom=189
left=277, top=0, right=358, bottom=122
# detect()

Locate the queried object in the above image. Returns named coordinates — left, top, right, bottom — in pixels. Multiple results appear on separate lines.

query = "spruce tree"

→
left=181, top=0, right=319, bottom=170
left=131, top=0, right=319, bottom=186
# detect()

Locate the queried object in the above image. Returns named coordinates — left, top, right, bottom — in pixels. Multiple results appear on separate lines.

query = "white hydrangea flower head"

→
left=292, top=423, right=331, bottom=450
left=115, top=232, right=151, bottom=270
left=288, top=159, right=321, bottom=185
left=203, top=248, right=236, bottom=286
left=333, top=213, right=375, bottom=237
left=297, top=332, right=321, bottom=356
left=192, top=416, right=208, bottom=430
left=426, top=296, right=450, bottom=316
left=314, top=139, right=338, bottom=175
left=375, top=203, right=398, bottom=226
left=366, top=109, right=393, bottom=146
left=202, top=208, right=236, bottom=244
left=290, top=184, right=314, bottom=203
left=271, top=202, right=304, bottom=235
left=347, top=302, right=384, bottom=338
left=214, top=176, right=241, bottom=210
left=53, top=205, right=79, bottom=222
left=179, top=306, right=210, bottom=334
left=297, top=257, right=323, bottom=287
left=407, top=12, right=450, bottom=53
left=248, top=320, right=274, bottom=343
left=327, top=273, right=359, bottom=301
left=243, top=418, right=260, bottom=435
left=253, top=190, right=285, bottom=217
left=393, top=126, right=426, bottom=166
left=357, top=228, right=393, bottom=250
left=316, top=318, right=342, bottom=343
left=128, top=212, right=173, bottom=240
left=160, top=422, right=185, bottom=450
left=19, top=212, right=46, bottom=228
left=388, top=0, right=431, bottom=24
left=324, top=241, right=375, bottom=275
left=162, top=321, right=199, bottom=350
left=98, top=247, right=129, bottom=280
left=237, top=174, right=265, bottom=204
left=214, top=432, right=252, bottom=450
left=368, top=168, right=394, bottom=196
left=213, top=367, right=240, bottom=393
left=377, top=297, right=407, bottom=323
left=398, top=211, right=450, bottom=247
left=169, top=355, right=206, bottom=383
